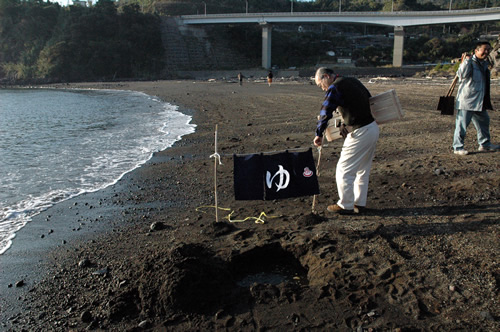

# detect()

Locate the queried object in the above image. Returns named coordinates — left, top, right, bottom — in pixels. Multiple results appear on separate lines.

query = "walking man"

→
left=238, top=72, right=243, bottom=86
left=267, top=71, right=273, bottom=87
left=453, top=41, right=498, bottom=155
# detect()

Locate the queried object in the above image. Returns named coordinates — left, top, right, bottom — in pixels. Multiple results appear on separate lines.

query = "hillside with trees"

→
left=0, top=0, right=164, bottom=82
left=0, top=0, right=498, bottom=83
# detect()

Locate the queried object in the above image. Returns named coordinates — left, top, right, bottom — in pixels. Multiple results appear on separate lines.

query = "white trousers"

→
left=336, top=121, right=379, bottom=210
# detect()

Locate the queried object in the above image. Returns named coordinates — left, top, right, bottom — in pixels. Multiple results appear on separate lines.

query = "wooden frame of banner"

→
left=210, top=125, right=219, bottom=222
left=312, top=146, right=322, bottom=213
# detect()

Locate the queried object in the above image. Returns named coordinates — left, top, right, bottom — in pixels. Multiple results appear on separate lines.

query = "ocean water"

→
left=0, top=88, right=196, bottom=254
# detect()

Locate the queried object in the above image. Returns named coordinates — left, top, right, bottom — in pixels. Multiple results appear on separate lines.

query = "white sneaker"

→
left=478, top=144, right=500, bottom=152
left=454, top=149, right=468, bottom=155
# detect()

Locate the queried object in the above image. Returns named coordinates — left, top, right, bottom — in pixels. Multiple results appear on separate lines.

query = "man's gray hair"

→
left=315, top=67, right=335, bottom=83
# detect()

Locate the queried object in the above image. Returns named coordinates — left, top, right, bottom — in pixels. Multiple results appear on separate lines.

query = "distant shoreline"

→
left=0, top=65, right=439, bottom=88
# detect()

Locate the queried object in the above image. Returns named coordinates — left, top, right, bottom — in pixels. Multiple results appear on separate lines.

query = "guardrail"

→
left=179, top=7, right=500, bottom=27
left=181, top=7, right=500, bottom=19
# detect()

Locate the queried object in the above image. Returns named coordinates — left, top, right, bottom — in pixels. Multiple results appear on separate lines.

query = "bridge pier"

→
left=393, top=26, right=404, bottom=67
left=261, top=23, right=272, bottom=69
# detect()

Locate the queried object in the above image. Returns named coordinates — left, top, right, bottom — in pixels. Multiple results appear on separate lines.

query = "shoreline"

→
left=0, top=87, right=196, bottom=256
left=0, top=150, right=178, bottom=320
left=0, top=84, right=199, bottom=323
left=1, top=79, right=498, bottom=330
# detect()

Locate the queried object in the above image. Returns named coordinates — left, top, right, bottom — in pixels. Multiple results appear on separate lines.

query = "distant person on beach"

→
left=267, top=71, right=273, bottom=86
left=313, top=67, right=379, bottom=215
left=453, top=41, right=498, bottom=155
left=238, top=72, right=243, bottom=86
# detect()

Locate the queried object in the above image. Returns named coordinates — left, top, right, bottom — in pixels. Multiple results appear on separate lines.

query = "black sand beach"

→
left=1, top=77, right=499, bottom=331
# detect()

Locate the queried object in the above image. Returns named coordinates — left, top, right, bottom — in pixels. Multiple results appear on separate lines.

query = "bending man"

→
left=313, top=67, right=379, bottom=215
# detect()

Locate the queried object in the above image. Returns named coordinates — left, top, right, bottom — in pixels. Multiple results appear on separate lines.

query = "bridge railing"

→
left=180, top=7, right=500, bottom=19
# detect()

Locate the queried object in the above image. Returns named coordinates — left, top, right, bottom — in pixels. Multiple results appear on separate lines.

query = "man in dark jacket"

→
left=313, top=67, right=379, bottom=214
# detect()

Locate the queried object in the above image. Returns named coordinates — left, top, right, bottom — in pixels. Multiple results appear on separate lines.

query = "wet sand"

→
left=1, top=77, right=499, bottom=330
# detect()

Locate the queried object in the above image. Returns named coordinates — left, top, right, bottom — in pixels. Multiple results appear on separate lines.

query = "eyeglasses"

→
left=316, top=74, right=330, bottom=87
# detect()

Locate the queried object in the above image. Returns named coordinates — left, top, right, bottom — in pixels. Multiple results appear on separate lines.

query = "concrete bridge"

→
left=179, top=8, right=500, bottom=68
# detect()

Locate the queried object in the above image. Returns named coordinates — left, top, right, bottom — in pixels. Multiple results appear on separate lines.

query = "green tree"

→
left=0, top=0, right=61, bottom=79
left=423, top=37, right=444, bottom=59
left=347, top=0, right=383, bottom=11
left=382, top=0, right=440, bottom=11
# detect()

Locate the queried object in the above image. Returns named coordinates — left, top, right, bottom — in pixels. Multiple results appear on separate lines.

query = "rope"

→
left=195, top=206, right=277, bottom=224
left=226, top=210, right=277, bottom=224
left=209, top=152, right=222, bottom=165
